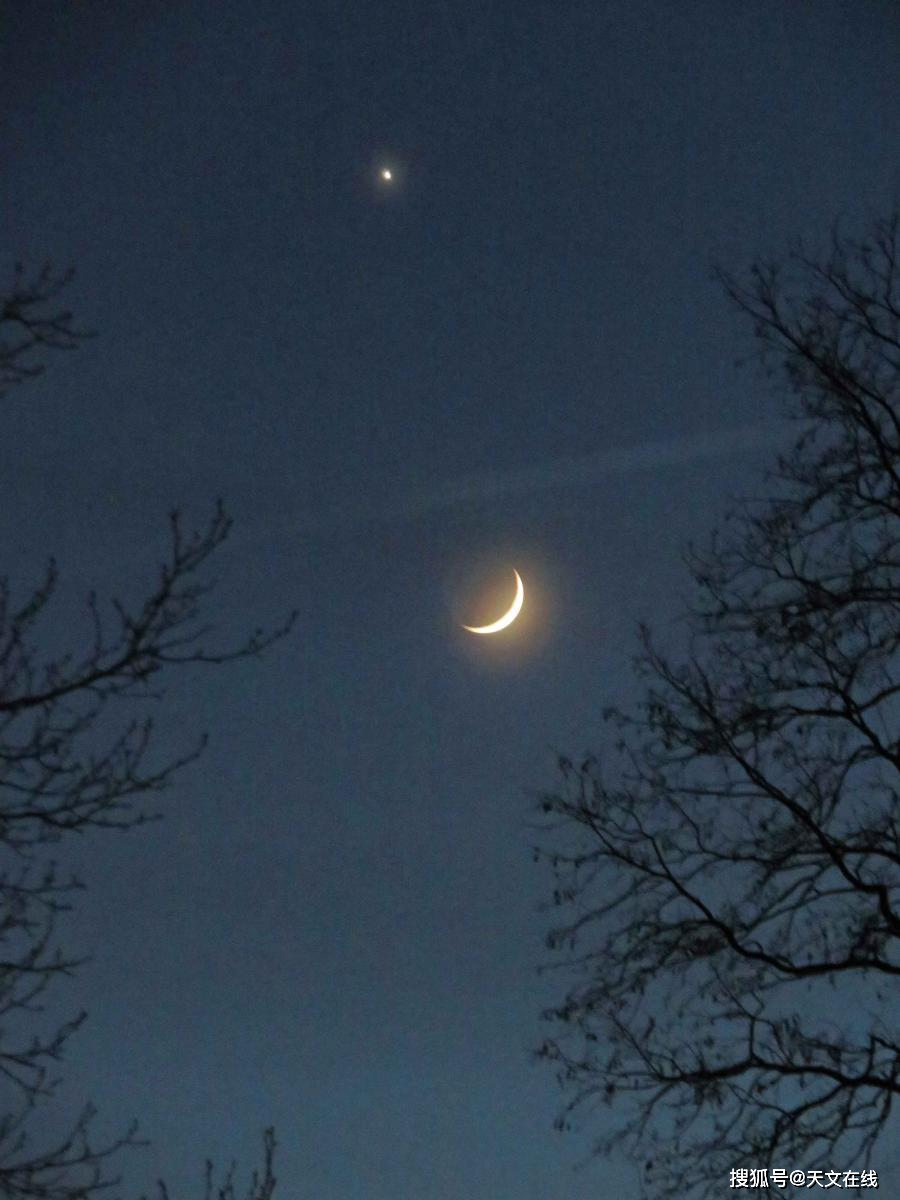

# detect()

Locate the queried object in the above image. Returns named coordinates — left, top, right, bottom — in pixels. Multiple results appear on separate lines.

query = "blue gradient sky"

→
left=2, top=2, right=898, bottom=1196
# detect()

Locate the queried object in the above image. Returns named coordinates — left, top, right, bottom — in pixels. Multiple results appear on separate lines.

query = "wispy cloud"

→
left=294, top=420, right=793, bottom=536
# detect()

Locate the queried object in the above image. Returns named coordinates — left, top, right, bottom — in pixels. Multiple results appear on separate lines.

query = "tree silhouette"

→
left=0, top=265, right=292, bottom=1197
left=143, top=1129, right=277, bottom=1200
left=0, top=264, right=89, bottom=397
left=536, top=212, right=900, bottom=1198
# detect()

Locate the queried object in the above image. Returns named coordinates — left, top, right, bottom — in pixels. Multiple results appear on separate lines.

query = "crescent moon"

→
left=463, top=570, right=525, bottom=635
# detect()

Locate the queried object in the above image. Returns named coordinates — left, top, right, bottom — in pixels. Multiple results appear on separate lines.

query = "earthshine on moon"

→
left=463, top=569, right=525, bottom=635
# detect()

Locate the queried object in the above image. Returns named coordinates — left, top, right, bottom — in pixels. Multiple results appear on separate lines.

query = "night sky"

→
left=2, top=3, right=899, bottom=1197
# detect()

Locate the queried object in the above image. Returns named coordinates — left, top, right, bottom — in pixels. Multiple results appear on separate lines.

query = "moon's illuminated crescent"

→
left=463, top=570, right=525, bottom=634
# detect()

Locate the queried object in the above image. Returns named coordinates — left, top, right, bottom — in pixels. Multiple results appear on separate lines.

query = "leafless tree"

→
left=536, top=212, right=900, bottom=1198
left=0, top=265, right=293, bottom=1197
left=144, top=1129, right=277, bottom=1200
left=0, top=264, right=90, bottom=397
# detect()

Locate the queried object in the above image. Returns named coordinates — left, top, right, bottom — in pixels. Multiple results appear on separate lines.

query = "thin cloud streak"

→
left=292, top=420, right=795, bottom=536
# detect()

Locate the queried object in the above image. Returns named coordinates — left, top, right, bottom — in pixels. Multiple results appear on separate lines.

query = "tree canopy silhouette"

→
left=536, top=212, right=900, bottom=1198
left=0, top=265, right=292, bottom=1198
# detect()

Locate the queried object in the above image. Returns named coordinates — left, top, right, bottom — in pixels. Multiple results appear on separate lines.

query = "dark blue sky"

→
left=2, top=2, right=899, bottom=1196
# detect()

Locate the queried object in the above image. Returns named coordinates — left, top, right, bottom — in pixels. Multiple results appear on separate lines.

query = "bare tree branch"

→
left=0, top=266, right=291, bottom=1197
left=0, top=264, right=93, bottom=397
left=145, top=1130, right=277, bottom=1200
left=536, top=211, right=900, bottom=1199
